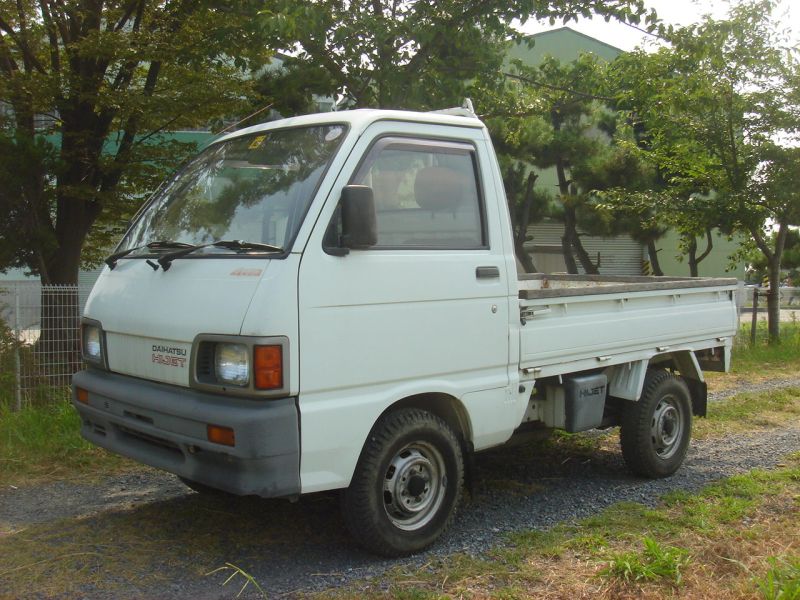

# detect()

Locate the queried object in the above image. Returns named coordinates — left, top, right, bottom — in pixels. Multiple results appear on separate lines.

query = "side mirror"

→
left=341, top=185, right=377, bottom=249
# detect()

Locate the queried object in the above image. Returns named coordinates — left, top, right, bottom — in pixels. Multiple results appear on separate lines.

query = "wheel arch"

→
left=649, top=351, right=708, bottom=417
left=607, top=351, right=707, bottom=416
left=377, top=393, right=473, bottom=451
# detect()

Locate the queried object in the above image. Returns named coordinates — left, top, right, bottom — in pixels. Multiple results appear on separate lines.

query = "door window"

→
left=330, top=138, right=487, bottom=250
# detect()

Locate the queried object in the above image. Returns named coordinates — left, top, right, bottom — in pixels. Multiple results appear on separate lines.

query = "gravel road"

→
left=2, top=380, right=800, bottom=599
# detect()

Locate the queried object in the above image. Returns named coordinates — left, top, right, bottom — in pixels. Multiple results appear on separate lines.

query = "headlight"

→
left=214, top=343, right=249, bottom=386
left=191, top=335, right=289, bottom=397
left=82, top=324, right=103, bottom=361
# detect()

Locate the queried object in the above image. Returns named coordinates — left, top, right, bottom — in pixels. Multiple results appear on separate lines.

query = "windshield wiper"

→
left=104, top=240, right=196, bottom=270
left=157, top=240, right=283, bottom=271
left=211, top=240, right=284, bottom=253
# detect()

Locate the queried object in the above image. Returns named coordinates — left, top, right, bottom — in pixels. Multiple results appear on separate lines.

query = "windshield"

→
left=119, top=124, right=347, bottom=254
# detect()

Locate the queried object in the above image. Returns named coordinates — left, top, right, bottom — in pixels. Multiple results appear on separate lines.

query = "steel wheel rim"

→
left=383, top=442, right=447, bottom=531
left=650, top=394, right=683, bottom=459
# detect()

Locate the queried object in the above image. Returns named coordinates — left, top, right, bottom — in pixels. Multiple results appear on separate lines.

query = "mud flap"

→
left=685, top=378, right=708, bottom=417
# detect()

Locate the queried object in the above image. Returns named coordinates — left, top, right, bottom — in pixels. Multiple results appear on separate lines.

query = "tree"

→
left=0, top=1, right=295, bottom=367
left=744, top=228, right=800, bottom=282
left=0, top=1, right=294, bottom=284
left=478, top=54, right=654, bottom=274
left=266, top=0, right=653, bottom=110
left=609, top=0, right=800, bottom=341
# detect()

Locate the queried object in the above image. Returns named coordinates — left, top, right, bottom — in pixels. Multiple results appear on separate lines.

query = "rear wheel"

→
left=341, top=408, right=463, bottom=557
left=620, top=369, right=692, bottom=478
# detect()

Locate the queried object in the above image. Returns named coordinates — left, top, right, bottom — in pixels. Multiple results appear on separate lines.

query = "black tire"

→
left=341, top=408, right=464, bottom=557
left=620, top=369, right=692, bottom=478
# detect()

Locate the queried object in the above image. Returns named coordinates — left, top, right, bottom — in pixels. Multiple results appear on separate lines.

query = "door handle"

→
left=476, top=266, right=500, bottom=279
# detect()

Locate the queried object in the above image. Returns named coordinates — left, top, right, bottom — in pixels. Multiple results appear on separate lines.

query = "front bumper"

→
left=71, top=369, right=300, bottom=498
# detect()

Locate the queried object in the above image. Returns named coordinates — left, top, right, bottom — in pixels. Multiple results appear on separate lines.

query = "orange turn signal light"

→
left=254, top=345, right=283, bottom=390
left=76, top=387, right=89, bottom=404
left=207, top=424, right=235, bottom=447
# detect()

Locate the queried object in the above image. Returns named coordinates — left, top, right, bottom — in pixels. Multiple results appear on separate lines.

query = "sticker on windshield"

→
left=248, top=135, right=267, bottom=150
left=325, top=127, right=343, bottom=142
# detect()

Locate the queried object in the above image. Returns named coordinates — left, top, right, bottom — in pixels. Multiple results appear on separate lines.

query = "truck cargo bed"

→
left=518, top=274, right=739, bottom=379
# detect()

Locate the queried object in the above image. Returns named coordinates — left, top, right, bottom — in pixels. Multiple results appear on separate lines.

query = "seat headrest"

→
left=413, top=166, right=466, bottom=211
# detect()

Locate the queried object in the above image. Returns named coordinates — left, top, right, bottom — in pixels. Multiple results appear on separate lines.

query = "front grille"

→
left=196, top=341, right=215, bottom=382
left=116, top=424, right=183, bottom=455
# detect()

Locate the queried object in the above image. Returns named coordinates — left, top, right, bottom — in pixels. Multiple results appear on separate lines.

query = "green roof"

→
left=507, top=26, right=624, bottom=67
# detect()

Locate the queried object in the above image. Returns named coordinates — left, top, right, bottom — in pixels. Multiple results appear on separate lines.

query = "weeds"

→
left=731, top=322, right=800, bottom=377
left=0, top=400, right=132, bottom=486
left=755, top=556, right=800, bottom=600
left=694, top=387, right=800, bottom=440
left=320, top=453, right=800, bottom=599
left=207, top=562, right=267, bottom=598
left=600, top=537, right=690, bottom=585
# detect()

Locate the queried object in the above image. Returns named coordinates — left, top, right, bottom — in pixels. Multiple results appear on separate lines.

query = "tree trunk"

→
left=686, top=229, right=714, bottom=278
left=36, top=166, right=97, bottom=381
left=563, top=203, right=599, bottom=274
left=750, top=219, right=790, bottom=344
left=647, top=240, right=664, bottom=276
left=514, top=172, right=538, bottom=273
left=555, top=156, right=579, bottom=274
left=554, top=147, right=598, bottom=275
left=569, top=225, right=600, bottom=274
left=687, top=235, right=699, bottom=277
left=766, top=256, right=781, bottom=343
left=561, top=214, right=579, bottom=274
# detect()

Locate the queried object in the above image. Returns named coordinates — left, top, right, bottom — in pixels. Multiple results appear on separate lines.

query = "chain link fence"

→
left=0, top=283, right=92, bottom=409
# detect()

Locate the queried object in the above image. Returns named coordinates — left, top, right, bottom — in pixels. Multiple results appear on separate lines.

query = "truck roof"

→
left=214, top=108, right=486, bottom=146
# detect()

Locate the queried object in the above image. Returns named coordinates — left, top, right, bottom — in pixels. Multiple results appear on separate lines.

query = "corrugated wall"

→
left=524, top=222, right=645, bottom=276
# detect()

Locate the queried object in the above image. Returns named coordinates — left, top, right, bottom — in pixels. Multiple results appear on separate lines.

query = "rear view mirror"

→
left=341, top=185, right=377, bottom=249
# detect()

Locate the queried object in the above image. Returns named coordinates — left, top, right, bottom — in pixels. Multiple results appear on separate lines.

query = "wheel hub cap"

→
left=651, top=396, right=683, bottom=458
left=383, top=444, right=446, bottom=531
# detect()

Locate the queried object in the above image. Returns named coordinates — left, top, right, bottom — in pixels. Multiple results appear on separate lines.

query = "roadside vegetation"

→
left=1, top=450, right=796, bottom=598
left=0, top=401, right=134, bottom=487
left=321, top=453, right=800, bottom=600
left=732, top=320, right=800, bottom=377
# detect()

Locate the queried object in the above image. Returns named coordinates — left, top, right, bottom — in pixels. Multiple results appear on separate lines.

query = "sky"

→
left=518, top=0, right=800, bottom=51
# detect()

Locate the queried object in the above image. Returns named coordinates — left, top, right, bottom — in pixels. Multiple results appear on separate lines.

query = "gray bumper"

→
left=71, top=369, right=300, bottom=498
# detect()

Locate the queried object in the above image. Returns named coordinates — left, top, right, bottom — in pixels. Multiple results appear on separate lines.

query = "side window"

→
left=339, top=139, right=486, bottom=249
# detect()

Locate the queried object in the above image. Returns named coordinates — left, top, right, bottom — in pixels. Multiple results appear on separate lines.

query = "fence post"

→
left=14, top=289, right=22, bottom=411
left=750, top=287, right=759, bottom=346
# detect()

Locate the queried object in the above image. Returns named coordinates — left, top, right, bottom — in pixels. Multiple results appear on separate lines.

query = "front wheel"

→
left=620, top=369, right=692, bottom=478
left=341, top=408, right=464, bottom=557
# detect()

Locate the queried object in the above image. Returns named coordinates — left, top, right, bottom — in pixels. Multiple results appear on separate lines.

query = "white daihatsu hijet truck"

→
left=72, top=107, right=738, bottom=556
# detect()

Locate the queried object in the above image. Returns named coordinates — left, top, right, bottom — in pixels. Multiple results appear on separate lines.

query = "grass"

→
left=0, top=400, right=133, bottom=487
left=600, top=537, right=690, bottom=585
left=706, top=321, right=800, bottom=392
left=0, top=393, right=797, bottom=597
left=756, top=556, right=800, bottom=600
left=0, top=485, right=352, bottom=597
left=206, top=562, right=268, bottom=598
left=316, top=453, right=800, bottom=599
left=694, top=386, right=800, bottom=440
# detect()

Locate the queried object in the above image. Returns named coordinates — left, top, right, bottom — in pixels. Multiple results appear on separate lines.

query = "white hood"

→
left=84, top=258, right=269, bottom=386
